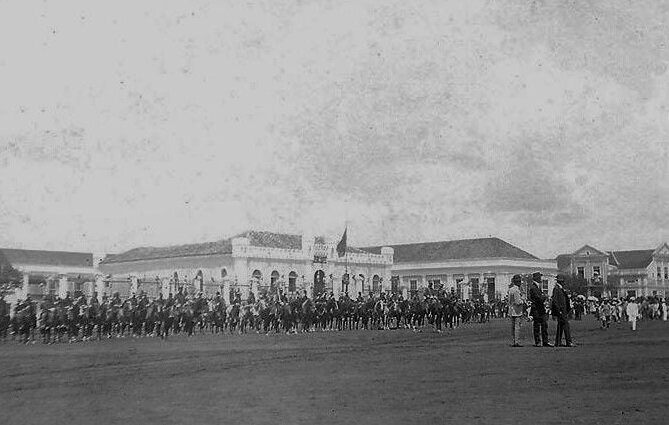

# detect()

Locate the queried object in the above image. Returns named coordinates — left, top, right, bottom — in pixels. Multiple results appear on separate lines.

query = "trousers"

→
left=555, top=315, right=571, bottom=346
left=511, top=316, right=522, bottom=345
left=533, top=314, right=549, bottom=345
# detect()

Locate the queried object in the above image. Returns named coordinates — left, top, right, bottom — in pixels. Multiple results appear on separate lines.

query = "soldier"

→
left=0, top=294, right=9, bottom=341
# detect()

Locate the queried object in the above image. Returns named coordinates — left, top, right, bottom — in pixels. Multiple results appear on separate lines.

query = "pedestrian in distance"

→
left=626, top=297, right=639, bottom=331
left=529, top=272, right=552, bottom=347
left=551, top=274, right=574, bottom=347
left=508, top=274, right=525, bottom=347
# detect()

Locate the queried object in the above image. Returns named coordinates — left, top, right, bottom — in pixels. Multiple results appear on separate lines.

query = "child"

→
left=626, top=297, right=639, bottom=331
left=599, top=301, right=612, bottom=328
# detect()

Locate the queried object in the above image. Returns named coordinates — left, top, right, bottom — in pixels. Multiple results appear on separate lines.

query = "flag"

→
left=336, top=227, right=347, bottom=258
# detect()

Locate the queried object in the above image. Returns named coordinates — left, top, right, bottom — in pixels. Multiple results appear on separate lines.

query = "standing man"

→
left=508, top=274, right=525, bottom=347
left=626, top=297, right=639, bottom=331
left=529, top=272, right=552, bottom=347
left=551, top=274, right=574, bottom=347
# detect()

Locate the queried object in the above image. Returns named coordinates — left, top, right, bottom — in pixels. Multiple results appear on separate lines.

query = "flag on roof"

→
left=336, top=227, right=347, bottom=258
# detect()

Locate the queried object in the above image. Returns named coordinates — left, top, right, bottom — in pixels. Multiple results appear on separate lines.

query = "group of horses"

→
left=0, top=293, right=508, bottom=344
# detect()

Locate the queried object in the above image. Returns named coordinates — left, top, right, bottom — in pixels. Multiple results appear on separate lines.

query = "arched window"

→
left=270, top=270, right=280, bottom=287
left=221, top=268, right=227, bottom=279
left=372, top=275, right=380, bottom=293
left=359, top=274, right=365, bottom=293
left=288, top=271, right=297, bottom=293
left=252, top=270, right=262, bottom=284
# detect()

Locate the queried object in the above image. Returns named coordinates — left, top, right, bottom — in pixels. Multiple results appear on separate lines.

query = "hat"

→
left=556, top=274, right=566, bottom=284
left=532, top=272, right=542, bottom=283
left=511, top=274, right=522, bottom=285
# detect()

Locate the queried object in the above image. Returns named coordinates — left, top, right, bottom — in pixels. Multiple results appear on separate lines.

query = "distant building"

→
left=99, top=230, right=393, bottom=301
left=363, top=237, right=558, bottom=300
left=557, top=243, right=669, bottom=298
left=0, top=248, right=96, bottom=306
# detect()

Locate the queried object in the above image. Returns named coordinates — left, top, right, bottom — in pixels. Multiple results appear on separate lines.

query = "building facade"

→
left=364, top=237, right=558, bottom=300
left=98, top=231, right=393, bottom=301
left=557, top=243, right=669, bottom=298
left=0, top=248, right=97, bottom=307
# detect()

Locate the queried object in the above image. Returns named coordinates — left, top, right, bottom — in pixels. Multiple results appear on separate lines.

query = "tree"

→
left=0, top=261, right=23, bottom=295
left=562, top=273, right=588, bottom=296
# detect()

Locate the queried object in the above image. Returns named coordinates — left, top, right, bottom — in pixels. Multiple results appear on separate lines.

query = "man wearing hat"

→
left=508, top=274, right=525, bottom=347
left=529, top=272, right=552, bottom=347
left=551, top=274, right=573, bottom=347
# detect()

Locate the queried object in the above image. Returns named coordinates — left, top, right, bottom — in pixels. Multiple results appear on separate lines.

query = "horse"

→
left=279, top=302, right=294, bottom=334
left=240, top=304, right=254, bottom=334
left=409, top=297, right=426, bottom=331
left=325, top=297, right=339, bottom=331
left=427, top=297, right=444, bottom=332
left=227, top=303, right=240, bottom=334
left=14, top=305, right=35, bottom=344
left=373, top=298, right=390, bottom=330
left=0, top=300, right=10, bottom=342
left=301, top=298, right=315, bottom=332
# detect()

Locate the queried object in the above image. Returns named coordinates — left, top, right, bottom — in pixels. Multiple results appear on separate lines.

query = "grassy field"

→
left=1, top=316, right=668, bottom=425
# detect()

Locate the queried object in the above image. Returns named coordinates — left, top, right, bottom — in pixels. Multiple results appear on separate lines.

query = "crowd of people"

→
left=507, top=272, right=669, bottom=348
left=1, top=272, right=666, bottom=346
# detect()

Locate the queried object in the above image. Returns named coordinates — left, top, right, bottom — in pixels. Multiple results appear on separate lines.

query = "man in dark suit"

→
left=529, top=272, right=552, bottom=347
left=551, top=274, right=574, bottom=347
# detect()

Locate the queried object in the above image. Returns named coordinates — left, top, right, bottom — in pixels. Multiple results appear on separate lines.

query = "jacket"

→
left=529, top=282, right=547, bottom=317
left=551, top=284, right=571, bottom=318
left=508, top=285, right=525, bottom=317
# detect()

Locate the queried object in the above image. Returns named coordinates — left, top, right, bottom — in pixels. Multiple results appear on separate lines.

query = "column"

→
left=95, top=275, right=105, bottom=301
left=130, top=276, right=139, bottom=295
left=222, top=279, right=231, bottom=304
left=19, top=273, right=29, bottom=300
left=58, top=275, right=68, bottom=298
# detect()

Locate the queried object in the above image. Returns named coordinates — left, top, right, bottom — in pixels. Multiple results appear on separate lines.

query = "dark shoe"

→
left=543, top=343, right=554, bottom=347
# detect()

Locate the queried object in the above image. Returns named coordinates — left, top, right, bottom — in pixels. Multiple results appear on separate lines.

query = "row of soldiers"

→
left=0, top=287, right=507, bottom=343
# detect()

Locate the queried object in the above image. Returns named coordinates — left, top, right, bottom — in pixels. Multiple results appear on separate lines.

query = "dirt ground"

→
left=1, top=316, right=668, bottom=425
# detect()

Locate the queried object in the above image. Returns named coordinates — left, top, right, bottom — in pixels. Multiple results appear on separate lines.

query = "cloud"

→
left=0, top=1, right=668, bottom=259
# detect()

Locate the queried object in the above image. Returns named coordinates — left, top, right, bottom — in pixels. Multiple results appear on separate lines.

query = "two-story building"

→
left=557, top=243, right=669, bottom=298
left=98, top=230, right=393, bottom=301
left=364, top=237, right=558, bottom=300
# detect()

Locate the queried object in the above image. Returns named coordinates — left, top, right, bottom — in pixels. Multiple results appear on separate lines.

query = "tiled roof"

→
left=362, top=237, right=539, bottom=263
left=101, top=230, right=302, bottom=264
left=241, top=231, right=302, bottom=250
left=607, top=252, right=620, bottom=267
left=0, top=248, right=93, bottom=268
left=608, top=249, right=654, bottom=269
left=102, top=240, right=233, bottom=264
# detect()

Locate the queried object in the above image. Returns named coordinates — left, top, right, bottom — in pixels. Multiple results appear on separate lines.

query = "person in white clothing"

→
left=662, top=298, right=667, bottom=322
left=626, top=297, right=639, bottom=331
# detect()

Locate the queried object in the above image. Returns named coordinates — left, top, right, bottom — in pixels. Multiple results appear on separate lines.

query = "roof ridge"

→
left=0, top=247, right=92, bottom=255
left=362, top=236, right=502, bottom=249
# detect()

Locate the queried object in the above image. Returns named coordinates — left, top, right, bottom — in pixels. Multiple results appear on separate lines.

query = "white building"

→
left=364, top=237, right=558, bottom=300
left=99, top=230, right=393, bottom=301
left=0, top=248, right=97, bottom=307
left=558, top=242, right=669, bottom=298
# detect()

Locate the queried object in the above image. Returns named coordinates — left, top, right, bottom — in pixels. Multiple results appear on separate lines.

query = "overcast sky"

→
left=1, top=1, right=668, bottom=259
